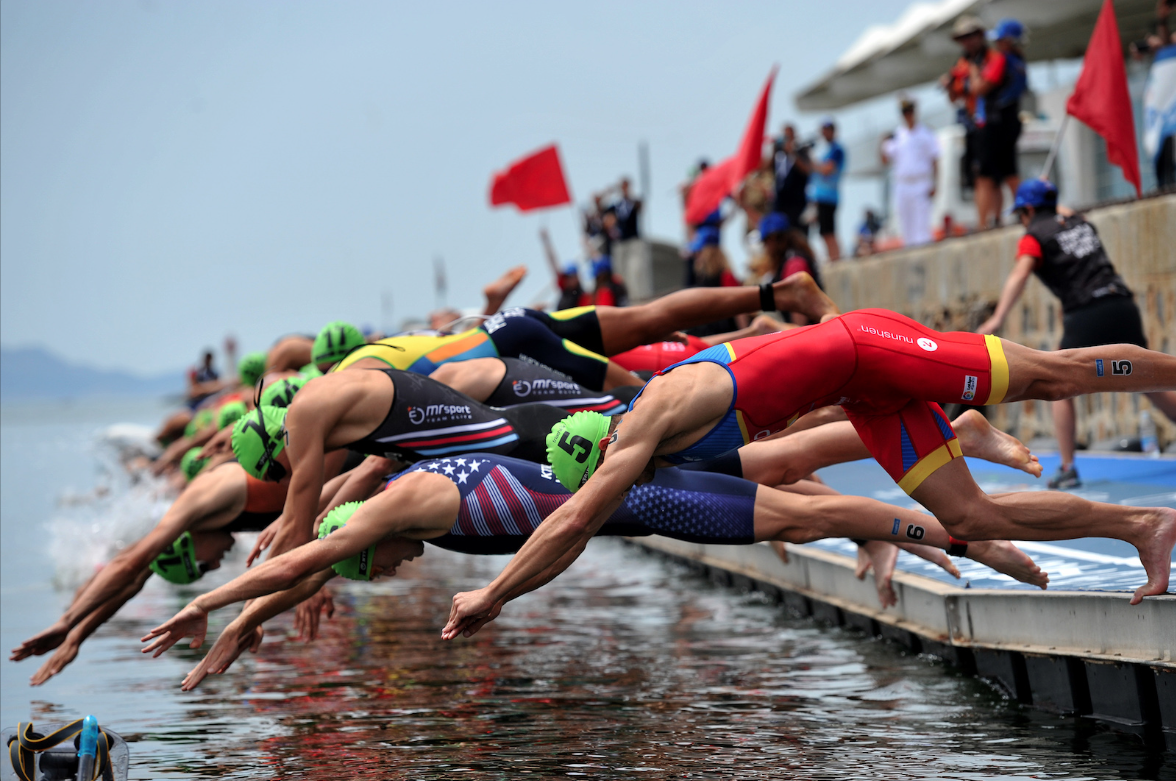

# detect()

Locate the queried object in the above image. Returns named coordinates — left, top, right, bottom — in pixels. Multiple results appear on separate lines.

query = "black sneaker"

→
left=1047, top=464, right=1082, bottom=490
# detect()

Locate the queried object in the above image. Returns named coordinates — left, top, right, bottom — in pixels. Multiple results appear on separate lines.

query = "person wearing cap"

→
left=539, top=228, right=587, bottom=310
left=977, top=180, right=1176, bottom=489
left=881, top=98, right=940, bottom=247
left=943, top=15, right=1025, bottom=229
left=588, top=255, right=628, bottom=307
left=808, top=119, right=845, bottom=261
left=681, top=226, right=743, bottom=336
left=440, top=305, right=1176, bottom=636
left=757, top=212, right=823, bottom=324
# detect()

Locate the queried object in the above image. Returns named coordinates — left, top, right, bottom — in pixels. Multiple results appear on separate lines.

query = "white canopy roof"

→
left=796, top=0, right=1159, bottom=110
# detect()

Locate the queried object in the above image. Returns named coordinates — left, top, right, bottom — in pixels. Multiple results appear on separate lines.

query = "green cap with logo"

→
left=317, top=501, right=376, bottom=581
left=184, top=408, right=215, bottom=438
left=259, top=375, right=306, bottom=409
left=312, top=321, right=365, bottom=367
left=180, top=447, right=209, bottom=481
left=545, top=410, right=612, bottom=492
left=299, top=363, right=323, bottom=378
left=149, top=531, right=202, bottom=584
left=230, top=406, right=288, bottom=481
left=238, top=352, right=268, bottom=388
left=216, top=400, right=248, bottom=430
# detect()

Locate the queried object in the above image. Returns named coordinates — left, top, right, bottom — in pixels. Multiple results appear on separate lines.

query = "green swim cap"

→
left=231, top=406, right=288, bottom=481
left=184, top=408, right=215, bottom=438
left=299, top=362, right=323, bottom=378
left=216, top=400, right=248, bottom=430
left=259, top=375, right=306, bottom=409
left=312, top=321, right=365, bottom=367
left=546, top=411, right=612, bottom=492
left=238, top=351, right=268, bottom=388
left=317, top=501, right=376, bottom=581
left=180, top=447, right=209, bottom=481
left=150, top=531, right=202, bottom=584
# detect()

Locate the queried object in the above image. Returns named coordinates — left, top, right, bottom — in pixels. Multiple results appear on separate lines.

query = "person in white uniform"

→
left=881, top=98, right=940, bottom=247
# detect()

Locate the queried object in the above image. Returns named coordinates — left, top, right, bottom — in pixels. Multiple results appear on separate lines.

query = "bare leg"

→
left=911, top=457, right=1175, bottom=603
left=975, top=176, right=997, bottom=228
left=429, top=359, right=507, bottom=402
left=1002, top=341, right=1176, bottom=400
left=482, top=266, right=528, bottom=316
left=855, top=542, right=899, bottom=607
left=699, top=314, right=790, bottom=347
left=603, top=361, right=644, bottom=390
left=594, top=272, right=837, bottom=355
left=751, top=485, right=1047, bottom=588
left=739, top=411, right=1041, bottom=488
left=1052, top=398, right=1077, bottom=469
left=822, top=232, right=841, bottom=262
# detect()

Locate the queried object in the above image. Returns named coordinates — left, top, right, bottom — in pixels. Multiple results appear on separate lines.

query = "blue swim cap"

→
left=1013, top=179, right=1057, bottom=212
left=688, top=226, right=721, bottom=254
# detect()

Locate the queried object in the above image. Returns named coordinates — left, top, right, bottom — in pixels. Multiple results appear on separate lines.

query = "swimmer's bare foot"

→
left=953, top=409, right=1043, bottom=478
left=1130, top=507, right=1176, bottom=605
left=750, top=314, right=785, bottom=336
left=770, top=540, right=789, bottom=564
left=895, top=542, right=960, bottom=579
left=856, top=541, right=899, bottom=608
left=772, top=271, right=839, bottom=321
left=965, top=540, right=1048, bottom=589
left=482, top=265, right=528, bottom=315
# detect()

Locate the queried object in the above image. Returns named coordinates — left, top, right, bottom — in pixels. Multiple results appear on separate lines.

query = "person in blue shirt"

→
left=809, top=119, right=846, bottom=261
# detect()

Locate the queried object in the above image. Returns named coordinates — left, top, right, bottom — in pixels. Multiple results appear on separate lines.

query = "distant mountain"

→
left=0, top=346, right=184, bottom=400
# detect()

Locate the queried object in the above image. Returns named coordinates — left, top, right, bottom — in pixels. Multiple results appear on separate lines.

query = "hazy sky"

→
left=3, top=0, right=921, bottom=375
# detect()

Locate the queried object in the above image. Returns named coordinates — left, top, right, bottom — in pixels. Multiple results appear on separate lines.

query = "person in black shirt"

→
left=769, top=124, right=812, bottom=230
left=612, top=178, right=642, bottom=240
left=978, top=180, right=1176, bottom=488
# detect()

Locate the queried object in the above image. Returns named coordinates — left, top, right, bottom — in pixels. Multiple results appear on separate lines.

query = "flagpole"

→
left=1040, top=113, right=1070, bottom=182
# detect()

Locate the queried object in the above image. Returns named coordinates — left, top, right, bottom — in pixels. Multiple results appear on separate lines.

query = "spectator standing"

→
left=539, top=228, right=586, bottom=310
left=977, top=180, right=1176, bottom=488
left=808, top=119, right=845, bottom=261
left=944, top=16, right=1025, bottom=228
left=610, top=177, right=644, bottom=286
left=682, top=226, right=743, bottom=336
left=1137, top=1, right=1176, bottom=188
left=582, top=194, right=611, bottom=260
left=589, top=256, right=628, bottom=307
left=758, top=212, right=822, bottom=324
left=880, top=97, right=940, bottom=247
left=769, top=124, right=812, bottom=229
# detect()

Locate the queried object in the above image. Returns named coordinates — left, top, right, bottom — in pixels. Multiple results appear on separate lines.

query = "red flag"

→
left=685, top=67, right=777, bottom=226
left=1066, top=0, right=1141, bottom=197
left=489, top=144, right=572, bottom=211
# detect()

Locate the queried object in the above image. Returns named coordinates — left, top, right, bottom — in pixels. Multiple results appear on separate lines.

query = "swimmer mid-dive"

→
left=142, top=451, right=1043, bottom=690
left=441, top=310, right=1176, bottom=638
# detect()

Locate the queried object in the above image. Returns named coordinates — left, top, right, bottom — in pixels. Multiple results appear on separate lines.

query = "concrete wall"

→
left=822, top=194, right=1176, bottom=448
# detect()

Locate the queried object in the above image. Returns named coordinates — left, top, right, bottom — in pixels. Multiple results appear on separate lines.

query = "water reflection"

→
left=102, top=540, right=1169, bottom=780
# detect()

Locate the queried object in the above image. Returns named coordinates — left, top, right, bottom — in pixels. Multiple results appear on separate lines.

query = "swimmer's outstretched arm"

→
left=27, top=570, right=152, bottom=686
left=11, top=464, right=246, bottom=663
left=181, top=569, right=335, bottom=691
left=144, top=471, right=456, bottom=656
left=443, top=396, right=685, bottom=640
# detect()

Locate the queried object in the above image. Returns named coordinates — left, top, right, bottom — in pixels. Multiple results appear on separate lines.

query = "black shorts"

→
left=815, top=202, right=837, bottom=236
left=525, top=307, right=606, bottom=355
left=977, top=117, right=1020, bottom=181
left=1059, top=295, right=1147, bottom=350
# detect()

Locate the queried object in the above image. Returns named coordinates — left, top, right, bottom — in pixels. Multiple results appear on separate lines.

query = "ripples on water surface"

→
left=1, top=401, right=1171, bottom=779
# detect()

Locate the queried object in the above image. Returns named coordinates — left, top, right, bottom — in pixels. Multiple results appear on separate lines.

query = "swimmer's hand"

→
left=294, top=587, right=335, bottom=641
left=441, top=588, right=502, bottom=640
left=28, top=635, right=81, bottom=686
left=182, top=624, right=264, bottom=691
left=10, top=620, right=71, bottom=662
left=141, top=604, right=209, bottom=657
left=247, top=519, right=282, bottom=567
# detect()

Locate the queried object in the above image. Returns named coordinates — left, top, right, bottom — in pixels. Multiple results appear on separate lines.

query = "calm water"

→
left=2, top=399, right=1171, bottom=780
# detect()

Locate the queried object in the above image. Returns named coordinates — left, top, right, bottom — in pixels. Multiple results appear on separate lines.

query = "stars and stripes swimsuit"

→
left=343, top=369, right=569, bottom=465
left=386, top=454, right=758, bottom=555
left=633, top=309, right=1010, bottom=495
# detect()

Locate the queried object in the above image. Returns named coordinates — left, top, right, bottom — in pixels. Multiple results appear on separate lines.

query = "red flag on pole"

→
left=685, top=67, right=777, bottom=226
left=489, top=144, right=572, bottom=211
left=1066, top=0, right=1141, bottom=197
